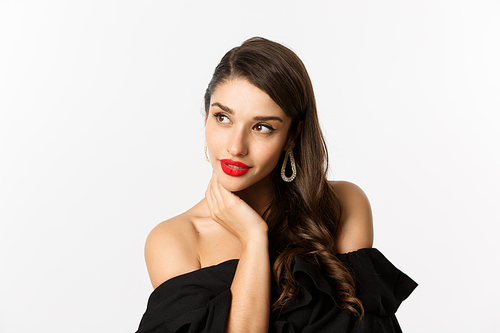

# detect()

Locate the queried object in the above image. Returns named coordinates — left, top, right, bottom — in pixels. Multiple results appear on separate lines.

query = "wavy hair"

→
left=204, top=37, right=363, bottom=318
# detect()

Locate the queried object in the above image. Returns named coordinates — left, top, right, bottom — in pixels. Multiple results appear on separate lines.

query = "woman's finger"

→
left=211, top=176, right=226, bottom=204
left=215, top=178, right=237, bottom=204
left=205, top=174, right=217, bottom=212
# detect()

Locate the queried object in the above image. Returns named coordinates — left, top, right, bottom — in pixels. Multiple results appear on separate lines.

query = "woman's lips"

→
left=220, top=159, right=251, bottom=177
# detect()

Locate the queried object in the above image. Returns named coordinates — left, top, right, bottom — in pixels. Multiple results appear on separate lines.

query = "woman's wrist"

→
left=240, top=223, right=269, bottom=248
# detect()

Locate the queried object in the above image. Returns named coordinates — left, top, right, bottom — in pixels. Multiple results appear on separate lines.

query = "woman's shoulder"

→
left=329, top=180, right=374, bottom=254
left=144, top=201, right=206, bottom=289
left=330, top=180, right=367, bottom=199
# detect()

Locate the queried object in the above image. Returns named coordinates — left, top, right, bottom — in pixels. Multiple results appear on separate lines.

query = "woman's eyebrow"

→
left=253, top=116, right=283, bottom=122
left=211, top=102, right=283, bottom=122
left=211, top=102, right=234, bottom=114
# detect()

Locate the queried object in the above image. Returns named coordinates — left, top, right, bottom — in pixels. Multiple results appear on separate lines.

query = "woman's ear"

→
left=287, top=121, right=303, bottom=149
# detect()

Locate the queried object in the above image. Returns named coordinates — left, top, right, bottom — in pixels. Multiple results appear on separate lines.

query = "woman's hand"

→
left=205, top=173, right=271, bottom=332
left=205, top=173, right=268, bottom=244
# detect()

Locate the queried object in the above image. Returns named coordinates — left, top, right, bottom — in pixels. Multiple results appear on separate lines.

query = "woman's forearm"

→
left=226, top=232, right=270, bottom=333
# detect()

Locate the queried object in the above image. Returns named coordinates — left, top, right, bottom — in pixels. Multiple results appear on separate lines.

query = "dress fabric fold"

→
left=136, top=248, right=417, bottom=333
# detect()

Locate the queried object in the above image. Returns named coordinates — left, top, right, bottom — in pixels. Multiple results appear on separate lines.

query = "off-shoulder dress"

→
left=136, top=248, right=417, bottom=333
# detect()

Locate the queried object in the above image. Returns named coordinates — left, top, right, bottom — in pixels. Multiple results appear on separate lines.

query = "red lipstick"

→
left=220, top=159, right=251, bottom=177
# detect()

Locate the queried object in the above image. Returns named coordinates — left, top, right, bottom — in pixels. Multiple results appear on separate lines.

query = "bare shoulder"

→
left=145, top=209, right=201, bottom=289
left=330, top=181, right=374, bottom=254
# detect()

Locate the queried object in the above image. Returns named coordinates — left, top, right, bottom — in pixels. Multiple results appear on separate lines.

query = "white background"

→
left=1, top=1, right=499, bottom=332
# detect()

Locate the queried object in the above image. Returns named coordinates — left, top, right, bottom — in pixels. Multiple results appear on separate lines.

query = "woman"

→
left=137, top=37, right=416, bottom=333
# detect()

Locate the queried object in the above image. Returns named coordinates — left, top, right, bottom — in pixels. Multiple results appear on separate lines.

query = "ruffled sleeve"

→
left=269, top=248, right=417, bottom=333
left=337, top=248, right=417, bottom=317
left=136, top=259, right=238, bottom=333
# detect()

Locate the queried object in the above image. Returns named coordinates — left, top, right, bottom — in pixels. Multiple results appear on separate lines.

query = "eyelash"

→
left=253, top=124, right=275, bottom=133
left=213, top=113, right=230, bottom=124
left=213, top=113, right=276, bottom=134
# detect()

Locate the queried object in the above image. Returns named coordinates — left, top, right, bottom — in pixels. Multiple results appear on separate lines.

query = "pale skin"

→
left=145, top=79, right=374, bottom=332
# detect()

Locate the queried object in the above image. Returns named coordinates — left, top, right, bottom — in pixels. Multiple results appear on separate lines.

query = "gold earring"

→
left=281, top=146, right=296, bottom=182
left=204, top=142, right=210, bottom=162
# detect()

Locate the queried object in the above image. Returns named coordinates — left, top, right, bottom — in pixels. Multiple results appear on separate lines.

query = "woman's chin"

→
left=216, top=178, right=249, bottom=193
left=215, top=172, right=273, bottom=194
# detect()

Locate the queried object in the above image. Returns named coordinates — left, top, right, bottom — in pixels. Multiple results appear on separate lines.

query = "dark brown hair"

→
left=204, top=37, right=363, bottom=317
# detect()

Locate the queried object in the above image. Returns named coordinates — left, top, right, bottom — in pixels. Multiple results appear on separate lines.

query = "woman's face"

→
left=205, top=78, right=293, bottom=193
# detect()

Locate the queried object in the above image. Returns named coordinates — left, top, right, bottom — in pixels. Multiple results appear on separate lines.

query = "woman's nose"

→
left=226, top=128, right=248, bottom=156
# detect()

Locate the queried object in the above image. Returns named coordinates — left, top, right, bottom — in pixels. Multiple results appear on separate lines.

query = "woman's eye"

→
left=214, top=113, right=231, bottom=124
left=253, top=124, right=275, bottom=133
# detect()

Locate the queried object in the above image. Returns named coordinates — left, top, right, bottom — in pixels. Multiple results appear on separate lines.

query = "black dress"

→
left=136, top=248, right=417, bottom=333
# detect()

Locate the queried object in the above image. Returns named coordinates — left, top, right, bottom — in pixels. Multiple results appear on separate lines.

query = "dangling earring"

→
left=281, top=146, right=296, bottom=182
left=204, top=142, right=210, bottom=162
